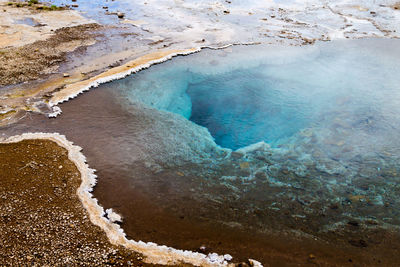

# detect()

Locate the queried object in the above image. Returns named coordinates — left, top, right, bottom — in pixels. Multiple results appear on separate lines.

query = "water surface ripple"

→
left=3, top=39, right=400, bottom=265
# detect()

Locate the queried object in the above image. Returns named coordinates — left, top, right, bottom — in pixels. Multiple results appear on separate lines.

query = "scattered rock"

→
left=248, top=259, right=263, bottom=267
left=347, top=220, right=359, bottom=227
left=239, top=162, right=250, bottom=169
left=366, top=219, right=378, bottom=225
left=0, top=140, right=145, bottom=265
left=349, top=239, right=368, bottom=248
left=255, top=171, right=267, bottom=180
left=224, top=254, right=233, bottom=261
left=231, top=151, right=244, bottom=159
left=329, top=203, right=339, bottom=210
left=0, top=23, right=100, bottom=86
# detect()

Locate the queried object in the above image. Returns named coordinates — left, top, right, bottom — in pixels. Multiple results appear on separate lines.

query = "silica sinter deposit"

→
left=3, top=39, right=400, bottom=265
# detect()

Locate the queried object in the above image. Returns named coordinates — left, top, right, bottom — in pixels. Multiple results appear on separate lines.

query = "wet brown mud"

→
left=2, top=83, right=400, bottom=266
left=0, top=139, right=150, bottom=266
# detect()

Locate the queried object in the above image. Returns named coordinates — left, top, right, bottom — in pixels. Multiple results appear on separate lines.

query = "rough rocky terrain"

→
left=0, top=23, right=100, bottom=86
left=2, top=0, right=400, bottom=125
left=0, top=139, right=152, bottom=266
left=1, top=0, right=400, bottom=266
left=0, top=0, right=95, bottom=49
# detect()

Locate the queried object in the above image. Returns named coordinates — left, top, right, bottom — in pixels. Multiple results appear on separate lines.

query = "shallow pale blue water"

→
left=100, top=39, right=400, bottom=233
left=116, top=39, right=400, bottom=153
left=3, top=39, right=400, bottom=261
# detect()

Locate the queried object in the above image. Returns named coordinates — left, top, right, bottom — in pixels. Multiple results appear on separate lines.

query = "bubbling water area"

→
left=3, top=39, right=400, bottom=264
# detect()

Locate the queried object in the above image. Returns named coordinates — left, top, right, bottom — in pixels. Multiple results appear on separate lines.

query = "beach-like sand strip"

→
left=2, top=133, right=262, bottom=266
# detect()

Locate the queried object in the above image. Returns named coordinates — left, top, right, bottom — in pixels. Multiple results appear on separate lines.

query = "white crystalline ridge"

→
left=48, top=49, right=200, bottom=107
left=129, top=0, right=400, bottom=47
left=1, top=132, right=262, bottom=266
left=48, top=106, right=62, bottom=118
left=105, top=208, right=123, bottom=223
left=47, top=43, right=254, bottom=116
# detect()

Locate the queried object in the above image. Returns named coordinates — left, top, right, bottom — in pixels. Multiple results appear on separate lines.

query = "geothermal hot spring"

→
left=4, top=39, right=400, bottom=263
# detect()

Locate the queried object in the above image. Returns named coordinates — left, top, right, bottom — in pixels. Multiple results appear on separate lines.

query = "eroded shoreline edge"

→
left=1, top=133, right=262, bottom=267
left=47, top=43, right=257, bottom=117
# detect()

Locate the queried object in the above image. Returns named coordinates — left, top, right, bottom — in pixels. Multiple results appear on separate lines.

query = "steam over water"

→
left=3, top=39, right=400, bottom=263
left=100, top=39, right=400, bottom=243
left=118, top=40, right=400, bottom=153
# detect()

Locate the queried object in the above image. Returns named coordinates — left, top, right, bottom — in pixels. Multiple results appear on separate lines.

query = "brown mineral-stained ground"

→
left=0, top=139, right=154, bottom=266
left=49, top=48, right=198, bottom=106
left=0, top=23, right=100, bottom=87
left=0, top=1, right=94, bottom=49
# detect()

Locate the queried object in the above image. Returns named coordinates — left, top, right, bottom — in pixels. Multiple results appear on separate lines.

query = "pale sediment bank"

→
left=0, top=1, right=101, bottom=88
left=2, top=0, right=400, bottom=125
left=0, top=23, right=100, bottom=87
left=0, top=0, right=95, bottom=49
left=49, top=49, right=200, bottom=109
left=47, top=44, right=247, bottom=117
left=1, top=133, right=261, bottom=266
left=0, top=48, right=203, bottom=124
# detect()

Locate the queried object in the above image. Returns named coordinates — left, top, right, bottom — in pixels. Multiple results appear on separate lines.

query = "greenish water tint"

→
left=3, top=39, right=400, bottom=263
left=117, top=40, right=400, bottom=152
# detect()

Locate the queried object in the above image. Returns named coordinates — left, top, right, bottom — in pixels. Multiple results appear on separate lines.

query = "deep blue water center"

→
left=116, top=40, right=400, bottom=151
left=186, top=68, right=311, bottom=149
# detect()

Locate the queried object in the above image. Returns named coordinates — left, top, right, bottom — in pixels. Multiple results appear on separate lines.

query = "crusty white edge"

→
left=1, top=133, right=262, bottom=266
left=47, top=43, right=258, bottom=117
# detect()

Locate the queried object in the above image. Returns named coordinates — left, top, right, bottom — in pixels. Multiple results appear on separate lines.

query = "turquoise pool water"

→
left=116, top=40, right=400, bottom=153
left=3, top=39, right=400, bottom=263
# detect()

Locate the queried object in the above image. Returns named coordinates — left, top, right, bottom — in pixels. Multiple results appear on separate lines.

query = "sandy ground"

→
left=1, top=0, right=400, bottom=126
left=0, top=0, right=95, bottom=48
left=0, top=23, right=99, bottom=86
left=0, top=1, right=104, bottom=126
left=49, top=48, right=199, bottom=106
left=0, top=139, right=152, bottom=266
left=1, top=1, right=400, bottom=266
